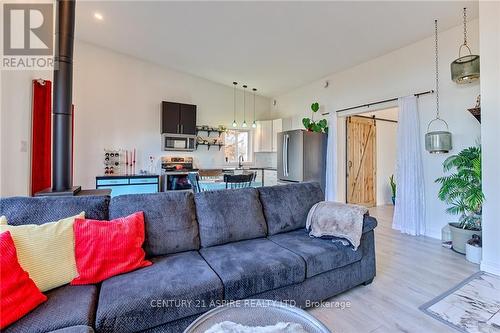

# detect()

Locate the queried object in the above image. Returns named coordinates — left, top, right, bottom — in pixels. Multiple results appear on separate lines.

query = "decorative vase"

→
left=465, top=243, right=482, bottom=264
left=449, top=223, right=481, bottom=254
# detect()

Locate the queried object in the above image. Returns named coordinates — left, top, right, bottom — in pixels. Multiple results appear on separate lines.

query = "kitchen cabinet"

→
left=161, top=102, right=180, bottom=134
left=161, top=101, right=197, bottom=135
left=179, top=104, right=197, bottom=135
left=272, top=119, right=282, bottom=152
left=263, top=169, right=278, bottom=187
left=254, top=120, right=273, bottom=152
left=254, top=119, right=282, bottom=153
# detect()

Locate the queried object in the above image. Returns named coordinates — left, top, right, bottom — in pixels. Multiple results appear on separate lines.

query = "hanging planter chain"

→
left=428, top=19, right=449, bottom=132
left=458, top=8, right=472, bottom=58
left=425, top=19, right=452, bottom=154
left=435, top=20, right=440, bottom=120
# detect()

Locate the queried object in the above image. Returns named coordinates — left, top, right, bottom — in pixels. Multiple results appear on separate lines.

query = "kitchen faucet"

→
left=238, top=155, right=244, bottom=168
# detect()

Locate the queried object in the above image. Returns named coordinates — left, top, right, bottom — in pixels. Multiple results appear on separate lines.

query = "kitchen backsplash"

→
left=254, top=152, right=277, bottom=168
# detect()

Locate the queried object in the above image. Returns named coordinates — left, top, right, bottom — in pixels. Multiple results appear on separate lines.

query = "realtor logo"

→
left=2, top=3, right=54, bottom=69
left=3, top=3, right=53, bottom=55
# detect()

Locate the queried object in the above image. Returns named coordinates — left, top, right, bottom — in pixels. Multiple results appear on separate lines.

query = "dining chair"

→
left=223, top=172, right=255, bottom=189
left=187, top=172, right=201, bottom=193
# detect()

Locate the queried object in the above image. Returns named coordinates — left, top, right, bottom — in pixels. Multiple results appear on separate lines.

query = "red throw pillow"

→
left=0, top=231, right=47, bottom=329
left=71, top=211, right=152, bottom=285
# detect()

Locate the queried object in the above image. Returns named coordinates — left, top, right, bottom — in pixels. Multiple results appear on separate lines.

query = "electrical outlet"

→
left=20, top=140, right=28, bottom=152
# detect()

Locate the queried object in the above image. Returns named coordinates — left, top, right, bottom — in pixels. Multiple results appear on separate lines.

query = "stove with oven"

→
left=161, top=157, right=197, bottom=191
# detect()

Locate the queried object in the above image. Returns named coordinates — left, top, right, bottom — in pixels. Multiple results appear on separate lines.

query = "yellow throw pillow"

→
left=0, top=212, right=84, bottom=292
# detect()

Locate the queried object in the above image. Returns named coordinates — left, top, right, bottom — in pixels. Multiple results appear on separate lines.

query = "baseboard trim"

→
left=425, top=228, right=441, bottom=240
left=480, top=260, right=500, bottom=276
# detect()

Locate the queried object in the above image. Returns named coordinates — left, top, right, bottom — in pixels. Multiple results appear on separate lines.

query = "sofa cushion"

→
left=3, top=285, right=98, bottom=333
left=258, top=182, right=324, bottom=235
left=194, top=188, right=267, bottom=247
left=0, top=231, right=47, bottom=330
left=269, top=229, right=363, bottom=278
left=96, top=251, right=223, bottom=333
left=0, top=196, right=109, bottom=226
left=1, top=213, right=84, bottom=292
left=48, top=326, right=94, bottom=333
left=71, top=212, right=152, bottom=285
left=109, top=192, right=199, bottom=256
left=200, top=238, right=305, bottom=300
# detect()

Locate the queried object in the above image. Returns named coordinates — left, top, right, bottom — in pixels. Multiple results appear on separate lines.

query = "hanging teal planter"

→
left=451, top=8, right=480, bottom=84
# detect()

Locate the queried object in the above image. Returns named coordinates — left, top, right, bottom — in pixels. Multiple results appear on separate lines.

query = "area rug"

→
left=420, top=271, right=500, bottom=333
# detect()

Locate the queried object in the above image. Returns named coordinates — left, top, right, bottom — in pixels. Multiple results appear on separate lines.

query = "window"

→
left=224, top=130, right=252, bottom=163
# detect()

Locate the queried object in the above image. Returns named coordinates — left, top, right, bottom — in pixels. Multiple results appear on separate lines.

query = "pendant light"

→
left=425, top=20, right=452, bottom=154
left=252, top=88, right=257, bottom=128
left=451, top=8, right=480, bottom=84
left=232, top=82, right=238, bottom=127
left=241, top=85, right=248, bottom=127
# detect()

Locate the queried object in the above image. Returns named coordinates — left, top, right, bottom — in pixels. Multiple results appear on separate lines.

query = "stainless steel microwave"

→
left=162, top=134, right=196, bottom=151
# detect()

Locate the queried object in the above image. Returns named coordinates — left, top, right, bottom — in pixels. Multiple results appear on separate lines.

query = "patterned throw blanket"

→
left=204, top=321, right=308, bottom=333
left=306, top=201, right=368, bottom=251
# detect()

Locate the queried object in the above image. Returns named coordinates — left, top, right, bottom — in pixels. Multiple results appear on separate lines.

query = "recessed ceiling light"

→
left=93, top=12, right=103, bottom=21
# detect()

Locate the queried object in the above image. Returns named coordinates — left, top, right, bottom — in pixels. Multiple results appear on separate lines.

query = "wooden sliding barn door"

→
left=347, top=116, right=376, bottom=207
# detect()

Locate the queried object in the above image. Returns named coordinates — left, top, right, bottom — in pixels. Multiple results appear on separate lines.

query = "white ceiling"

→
left=75, top=1, right=478, bottom=96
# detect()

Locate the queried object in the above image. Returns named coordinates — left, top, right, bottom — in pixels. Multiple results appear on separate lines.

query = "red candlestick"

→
left=132, top=148, right=136, bottom=175
left=125, top=150, right=128, bottom=175
left=129, top=150, right=133, bottom=174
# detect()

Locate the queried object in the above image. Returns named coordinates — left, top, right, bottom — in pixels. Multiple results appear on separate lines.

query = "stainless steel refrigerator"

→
left=277, top=129, right=327, bottom=189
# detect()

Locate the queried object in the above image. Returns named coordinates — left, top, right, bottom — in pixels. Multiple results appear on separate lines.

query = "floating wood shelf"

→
left=196, top=127, right=226, bottom=137
left=468, top=107, right=481, bottom=123
left=196, top=142, right=224, bottom=151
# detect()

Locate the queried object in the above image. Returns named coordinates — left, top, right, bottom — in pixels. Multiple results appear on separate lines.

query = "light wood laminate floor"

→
left=308, top=205, right=479, bottom=333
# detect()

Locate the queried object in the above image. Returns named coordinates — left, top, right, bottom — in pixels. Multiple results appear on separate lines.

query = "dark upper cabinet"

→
left=161, top=102, right=180, bottom=134
left=179, top=104, right=197, bottom=135
left=161, top=101, right=197, bottom=135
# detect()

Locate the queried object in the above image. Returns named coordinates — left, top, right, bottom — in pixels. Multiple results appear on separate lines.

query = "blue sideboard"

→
left=96, top=175, right=160, bottom=197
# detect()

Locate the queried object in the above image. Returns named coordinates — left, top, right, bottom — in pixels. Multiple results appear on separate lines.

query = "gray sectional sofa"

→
left=0, top=182, right=377, bottom=333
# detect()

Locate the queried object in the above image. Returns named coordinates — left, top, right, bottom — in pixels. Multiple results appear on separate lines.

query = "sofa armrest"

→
left=362, top=215, right=378, bottom=233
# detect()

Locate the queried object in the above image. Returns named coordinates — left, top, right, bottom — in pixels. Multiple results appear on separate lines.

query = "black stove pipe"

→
left=52, top=0, right=76, bottom=193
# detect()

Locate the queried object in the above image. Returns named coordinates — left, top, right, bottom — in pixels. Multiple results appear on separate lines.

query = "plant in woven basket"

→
left=435, top=146, right=483, bottom=230
left=302, top=102, right=328, bottom=133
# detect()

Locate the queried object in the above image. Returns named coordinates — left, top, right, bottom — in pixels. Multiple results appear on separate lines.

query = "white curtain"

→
left=325, top=111, right=338, bottom=201
left=393, top=96, right=426, bottom=235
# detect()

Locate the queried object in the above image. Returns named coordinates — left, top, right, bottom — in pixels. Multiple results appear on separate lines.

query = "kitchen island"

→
left=213, top=167, right=278, bottom=187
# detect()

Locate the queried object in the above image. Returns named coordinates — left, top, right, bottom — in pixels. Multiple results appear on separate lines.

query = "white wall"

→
left=1, top=69, right=51, bottom=197
left=0, top=40, right=271, bottom=196
left=274, top=20, right=481, bottom=239
left=479, top=2, right=500, bottom=276
left=376, top=117, right=398, bottom=206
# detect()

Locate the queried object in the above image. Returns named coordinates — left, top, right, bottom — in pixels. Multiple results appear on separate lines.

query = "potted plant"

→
left=465, top=234, right=482, bottom=264
left=302, top=102, right=328, bottom=133
left=389, top=175, right=396, bottom=205
left=435, top=146, right=483, bottom=254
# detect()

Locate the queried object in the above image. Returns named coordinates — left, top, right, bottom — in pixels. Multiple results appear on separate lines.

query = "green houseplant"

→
left=435, top=146, right=483, bottom=254
left=389, top=175, right=396, bottom=205
left=302, top=102, right=328, bottom=133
